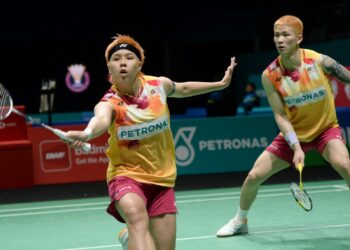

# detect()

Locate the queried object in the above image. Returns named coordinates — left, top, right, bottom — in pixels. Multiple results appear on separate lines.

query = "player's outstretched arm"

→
left=163, top=57, right=237, bottom=98
left=64, top=101, right=114, bottom=147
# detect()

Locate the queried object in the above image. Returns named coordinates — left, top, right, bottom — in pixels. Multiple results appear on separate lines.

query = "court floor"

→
left=1, top=179, right=349, bottom=250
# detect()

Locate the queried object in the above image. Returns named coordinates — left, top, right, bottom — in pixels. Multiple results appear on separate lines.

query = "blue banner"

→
left=172, top=108, right=350, bottom=175
left=172, top=115, right=279, bottom=175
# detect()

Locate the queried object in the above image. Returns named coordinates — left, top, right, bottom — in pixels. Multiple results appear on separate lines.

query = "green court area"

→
left=1, top=179, right=349, bottom=250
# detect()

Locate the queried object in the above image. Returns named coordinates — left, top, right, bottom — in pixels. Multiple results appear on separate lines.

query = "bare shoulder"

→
left=158, top=76, right=172, bottom=85
left=261, top=72, right=277, bottom=95
left=319, top=54, right=336, bottom=69
left=319, top=53, right=345, bottom=73
left=261, top=71, right=272, bottom=86
left=158, top=76, right=175, bottom=95
left=95, top=101, right=114, bottom=112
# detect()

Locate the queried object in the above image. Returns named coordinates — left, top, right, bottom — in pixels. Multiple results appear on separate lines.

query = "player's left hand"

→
left=220, top=57, right=237, bottom=88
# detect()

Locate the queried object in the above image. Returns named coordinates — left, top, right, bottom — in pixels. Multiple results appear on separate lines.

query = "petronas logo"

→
left=174, top=127, right=196, bottom=167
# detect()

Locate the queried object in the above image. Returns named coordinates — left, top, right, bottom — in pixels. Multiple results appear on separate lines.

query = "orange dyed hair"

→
left=104, top=34, right=145, bottom=65
left=274, top=15, right=303, bottom=36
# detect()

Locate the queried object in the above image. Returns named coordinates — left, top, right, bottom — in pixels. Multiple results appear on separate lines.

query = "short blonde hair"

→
left=274, top=15, right=303, bottom=36
left=104, top=34, right=145, bottom=66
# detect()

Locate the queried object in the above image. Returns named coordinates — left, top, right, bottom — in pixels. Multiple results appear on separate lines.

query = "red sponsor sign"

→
left=39, top=141, right=72, bottom=172
left=28, top=124, right=109, bottom=185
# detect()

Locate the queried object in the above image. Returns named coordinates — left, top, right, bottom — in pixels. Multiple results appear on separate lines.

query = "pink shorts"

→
left=266, top=127, right=345, bottom=165
left=106, top=176, right=177, bottom=223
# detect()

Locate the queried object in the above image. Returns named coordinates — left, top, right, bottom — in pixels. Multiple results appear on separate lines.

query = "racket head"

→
left=0, top=83, right=13, bottom=120
left=290, top=182, right=313, bottom=211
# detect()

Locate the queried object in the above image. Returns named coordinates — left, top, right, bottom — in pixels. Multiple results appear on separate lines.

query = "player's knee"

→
left=245, top=172, right=263, bottom=186
left=332, top=158, right=350, bottom=172
left=124, top=206, right=148, bottom=225
left=330, top=160, right=350, bottom=182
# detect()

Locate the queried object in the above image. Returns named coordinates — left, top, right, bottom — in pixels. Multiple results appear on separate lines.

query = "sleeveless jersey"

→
left=101, top=75, right=176, bottom=187
left=263, top=49, right=338, bottom=142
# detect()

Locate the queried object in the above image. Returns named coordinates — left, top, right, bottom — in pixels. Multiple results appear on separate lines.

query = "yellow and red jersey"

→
left=263, top=49, right=338, bottom=142
left=101, top=75, right=176, bottom=187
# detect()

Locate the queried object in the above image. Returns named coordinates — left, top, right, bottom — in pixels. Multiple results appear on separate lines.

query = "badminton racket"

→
left=0, top=83, right=91, bottom=152
left=289, top=163, right=313, bottom=211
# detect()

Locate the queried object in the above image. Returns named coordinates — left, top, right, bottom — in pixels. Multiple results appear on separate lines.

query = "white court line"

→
left=176, top=184, right=347, bottom=199
left=0, top=201, right=108, bottom=213
left=176, top=188, right=347, bottom=204
left=0, top=183, right=344, bottom=214
left=333, top=184, right=349, bottom=190
left=0, top=207, right=105, bottom=218
left=0, top=185, right=347, bottom=218
left=61, top=244, right=119, bottom=250
left=60, top=223, right=350, bottom=250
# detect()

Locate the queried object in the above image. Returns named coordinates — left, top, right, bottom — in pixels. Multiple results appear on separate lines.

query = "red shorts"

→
left=266, top=127, right=345, bottom=165
left=106, top=176, right=177, bottom=223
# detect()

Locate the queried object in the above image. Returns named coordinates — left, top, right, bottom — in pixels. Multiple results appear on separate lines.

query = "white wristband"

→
left=84, top=127, right=93, bottom=141
left=285, top=132, right=299, bottom=147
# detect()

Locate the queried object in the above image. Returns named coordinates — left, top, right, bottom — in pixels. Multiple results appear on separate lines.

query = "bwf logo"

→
left=45, top=151, right=65, bottom=160
left=174, top=127, right=196, bottom=167
left=65, top=64, right=90, bottom=93
left=39, top=140, right=72, bottom=172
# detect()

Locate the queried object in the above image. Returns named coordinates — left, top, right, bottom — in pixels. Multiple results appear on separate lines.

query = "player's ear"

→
left=297, top=35, right=303, bottom=45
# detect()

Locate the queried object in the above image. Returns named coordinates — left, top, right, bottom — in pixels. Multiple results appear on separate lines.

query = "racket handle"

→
left=52, top=128, right=91, bottom=152
left=297, top=163, right=304, bottom=189
left=297, top=163, right=303, bottom=172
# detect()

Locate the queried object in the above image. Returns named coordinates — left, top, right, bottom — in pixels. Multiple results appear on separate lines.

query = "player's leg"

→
left=149, top=213, right=176, bottom=250
left=148, top=186, right=177, bottom=250
left=240, top=150, right=290, bottom=210
left=322, top=139, right=350, bottom=188
left=116, top=193, right=156, bottom=250
left=107, top=176, right=156, bottom=250
left=217, top=151, right=290, bottom=237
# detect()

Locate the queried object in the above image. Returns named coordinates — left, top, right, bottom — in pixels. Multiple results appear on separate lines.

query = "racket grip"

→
left=53, top=128, right=91, bottom=152
left=297, top=163, right=303, bottom=172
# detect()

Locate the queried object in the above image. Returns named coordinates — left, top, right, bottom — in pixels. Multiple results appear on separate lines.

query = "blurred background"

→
left=1, top=0, right=349, bottom=116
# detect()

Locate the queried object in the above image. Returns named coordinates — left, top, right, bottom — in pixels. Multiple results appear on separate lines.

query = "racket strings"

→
left=0, top=84, right=91, bottom=152
left=294, top=189, right=308, bottom=204
left=0, top=86, right=11, bottom=119
left=290, top=183, right=312, bottom=211
left=0, top=86, right=7, bottom=106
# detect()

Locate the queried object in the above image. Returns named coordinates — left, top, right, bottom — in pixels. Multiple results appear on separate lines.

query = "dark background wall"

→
left=1, top=0, right=349, bottom=114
